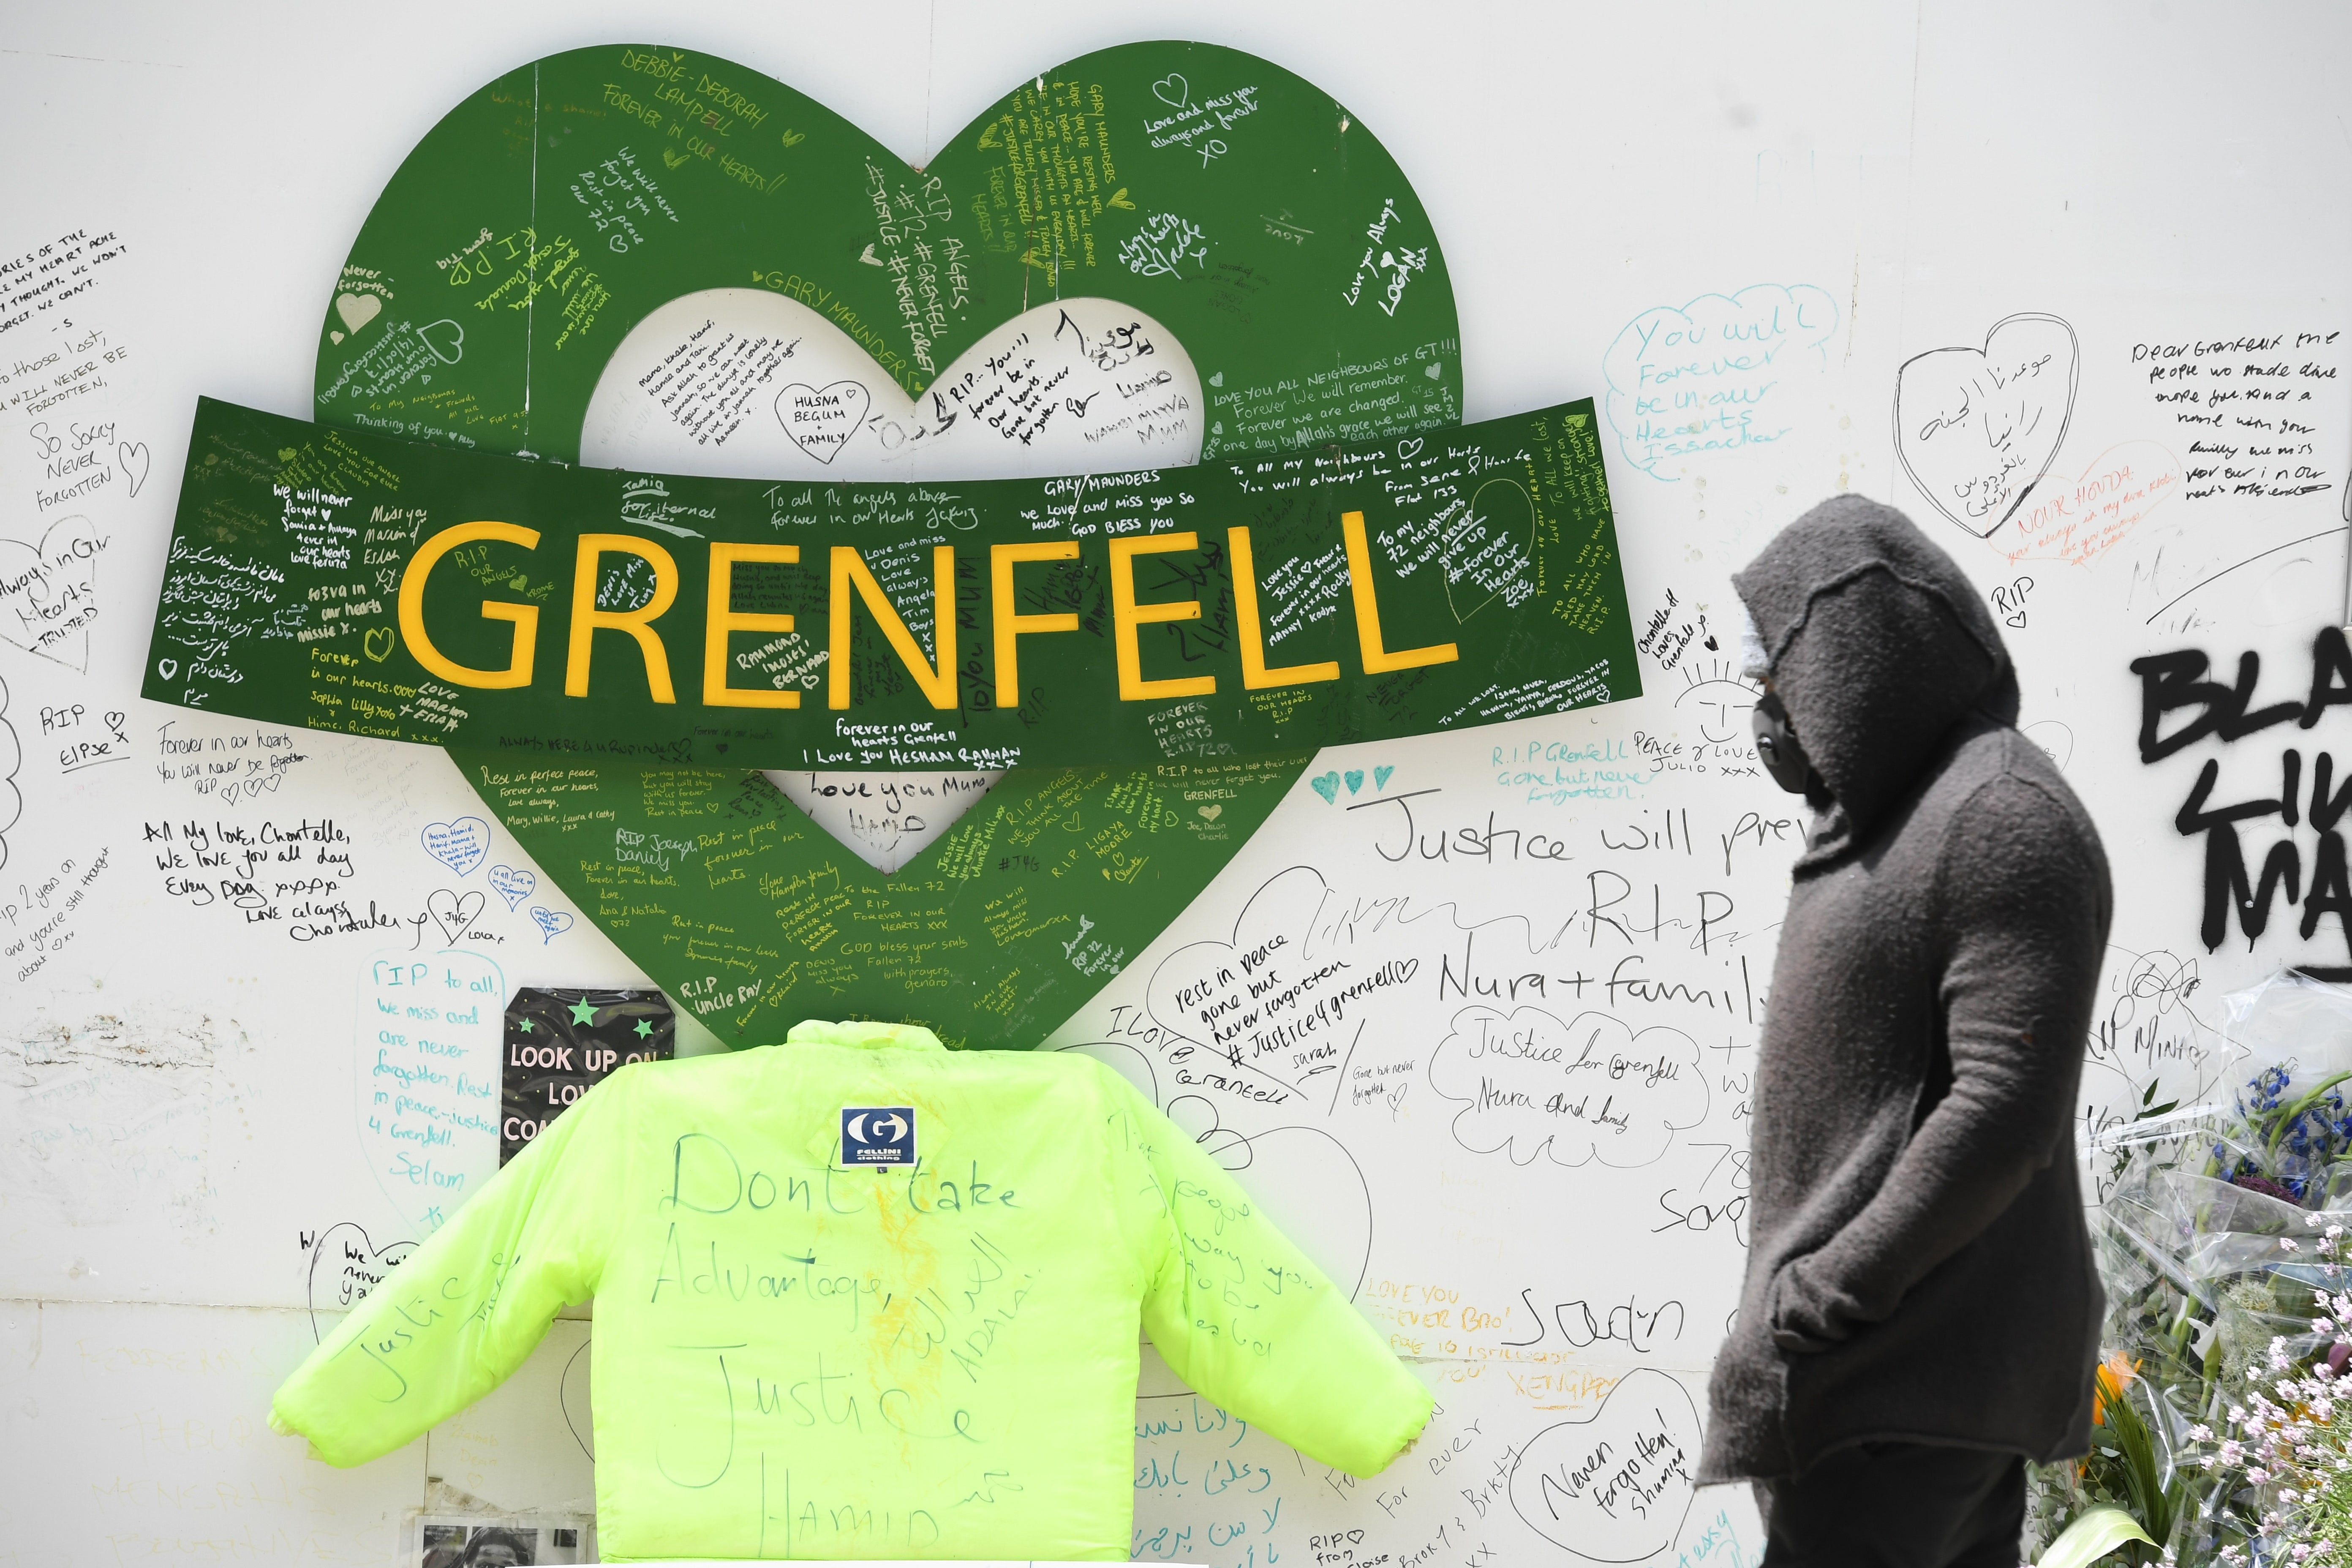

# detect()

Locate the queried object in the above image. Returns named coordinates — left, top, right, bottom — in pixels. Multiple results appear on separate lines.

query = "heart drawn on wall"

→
left=419, top=817, right=490, bottom=876
left=1894, top=313, right=2080, bottom=537
left=775, top=380, right=871, bottom=464
left=427, top=887, right=486, bottom=944
left=0, top=514, right=106, bottom=672
left=487, top=864, right=536, bottom=909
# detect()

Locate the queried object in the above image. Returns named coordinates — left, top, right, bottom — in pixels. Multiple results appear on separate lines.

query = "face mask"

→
left=1750, top=691, right=1815, bottom=795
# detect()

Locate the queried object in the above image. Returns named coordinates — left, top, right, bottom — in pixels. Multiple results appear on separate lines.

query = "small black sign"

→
left=841, top=1105, right=917, bottom=1167
left=501, top=988, right=674, bottom=1164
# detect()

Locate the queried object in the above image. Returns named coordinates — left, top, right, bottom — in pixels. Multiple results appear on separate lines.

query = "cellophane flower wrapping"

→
left=2034, top=971, right=2352, bottom=1565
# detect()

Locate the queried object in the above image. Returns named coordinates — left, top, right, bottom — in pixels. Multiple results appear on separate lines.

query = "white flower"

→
left=2284, top=1237, right=2304, bottom=1252
left=2191, top=1423, right=2215, bottom=1442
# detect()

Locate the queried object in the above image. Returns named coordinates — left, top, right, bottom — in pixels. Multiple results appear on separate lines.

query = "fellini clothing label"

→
left=142, top=395, right=1635, bottom=770
left=839, top=1105, right=917, bottom=1167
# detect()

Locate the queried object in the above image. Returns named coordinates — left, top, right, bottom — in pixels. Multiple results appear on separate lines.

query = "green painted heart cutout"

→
left=310, top=42, right=1508, bottom=1048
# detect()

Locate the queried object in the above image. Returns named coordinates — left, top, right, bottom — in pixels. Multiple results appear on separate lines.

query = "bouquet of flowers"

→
left=2033, top=972, right=2352, bottom=1566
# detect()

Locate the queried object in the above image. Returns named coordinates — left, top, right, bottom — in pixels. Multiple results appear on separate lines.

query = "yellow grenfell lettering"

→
left=703, top=542, right=801, bottom=709
left=1226, top=525, right=1340, bottom=691
left=990, top=541, right=1081, bottom=708
left=397, top=521, right=542, bottom=690
left=828, top=546, right=957, bottom=710
left=1342, top=510, right=1457, bottom=674
left=1108, top=533, right=1216, bottom=702
left=565, top=534, right=681, bottom=702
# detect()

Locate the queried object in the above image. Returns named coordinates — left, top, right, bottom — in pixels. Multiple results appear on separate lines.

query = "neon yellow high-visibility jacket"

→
left=272, top=1021, right=1431, bottom=1561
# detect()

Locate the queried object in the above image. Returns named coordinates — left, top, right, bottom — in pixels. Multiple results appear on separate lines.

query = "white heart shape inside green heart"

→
left=582, top=290, right=1202, bottom=482
left=334, top=291, right=381, bottom=335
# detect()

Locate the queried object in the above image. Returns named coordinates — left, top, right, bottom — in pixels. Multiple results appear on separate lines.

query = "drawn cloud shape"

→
left=1427, top=1005, right=1707, bottom=1169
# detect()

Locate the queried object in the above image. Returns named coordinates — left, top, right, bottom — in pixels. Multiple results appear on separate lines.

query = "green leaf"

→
left=2038, top=1504, right=2157, bottom=1568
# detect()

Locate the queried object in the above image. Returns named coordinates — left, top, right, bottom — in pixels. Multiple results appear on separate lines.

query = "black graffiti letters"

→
left=2140, top=629, right=2352, bottom=973
left=2130, top=626, right=2352, bottom=764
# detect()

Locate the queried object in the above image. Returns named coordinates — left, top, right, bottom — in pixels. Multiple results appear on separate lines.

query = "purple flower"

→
left=2330, top=1340, right=2351, bottom=1376
left=2235, top=1173, right=2300, bottom=1202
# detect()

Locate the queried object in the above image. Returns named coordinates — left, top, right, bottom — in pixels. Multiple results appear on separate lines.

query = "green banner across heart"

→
left=144, top=396, right=1631, bottom=768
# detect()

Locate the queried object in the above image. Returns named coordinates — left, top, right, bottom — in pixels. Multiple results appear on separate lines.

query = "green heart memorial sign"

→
left=140, top=42, right=1639, bottom=1048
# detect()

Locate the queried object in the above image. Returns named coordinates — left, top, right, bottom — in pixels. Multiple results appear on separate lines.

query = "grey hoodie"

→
left=1700, top=495, right=2112, bottom=1482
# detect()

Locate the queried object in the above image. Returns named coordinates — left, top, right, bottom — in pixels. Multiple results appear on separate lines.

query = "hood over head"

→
left=1731, top=495, right=2016, bottom=858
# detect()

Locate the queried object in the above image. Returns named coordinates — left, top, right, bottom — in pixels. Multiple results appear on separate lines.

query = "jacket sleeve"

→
left=270, top=1066, right=632, bottom=1465
left=1100, top=1071, right=1432, bottom=1476
left=1771, top=770, right=2109, bottom=1350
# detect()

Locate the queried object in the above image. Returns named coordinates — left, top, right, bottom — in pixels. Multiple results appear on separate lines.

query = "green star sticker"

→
left=568, top=998, right=598, bottom=1027
left=633, top=1018, right=653, bottom=1040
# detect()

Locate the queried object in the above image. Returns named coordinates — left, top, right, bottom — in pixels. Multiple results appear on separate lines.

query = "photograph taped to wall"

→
left=412, top=1515, right=590, bottom=1567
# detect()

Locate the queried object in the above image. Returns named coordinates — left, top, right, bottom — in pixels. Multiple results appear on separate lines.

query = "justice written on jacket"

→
left=271, top=1020, right=1433, bottom=1562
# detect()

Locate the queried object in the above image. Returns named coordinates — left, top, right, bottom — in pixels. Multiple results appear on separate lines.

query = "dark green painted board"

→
left=134, top=39, right=1638, bottom=1047
left=142, top=396, right=1634, bottom=769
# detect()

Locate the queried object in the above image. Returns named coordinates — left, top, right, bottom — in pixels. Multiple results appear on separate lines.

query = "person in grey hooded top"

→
left=1701, top=495, right=2112, bottom=1564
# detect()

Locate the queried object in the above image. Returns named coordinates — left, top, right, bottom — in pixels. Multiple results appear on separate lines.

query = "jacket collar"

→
left=785, top=1019, right=948, bottom=1052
